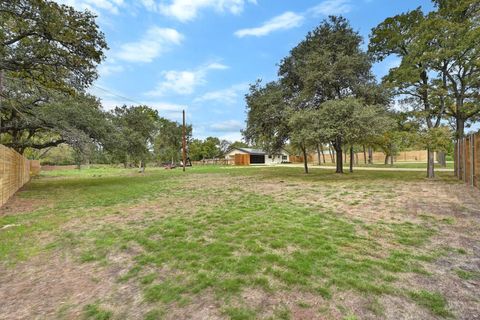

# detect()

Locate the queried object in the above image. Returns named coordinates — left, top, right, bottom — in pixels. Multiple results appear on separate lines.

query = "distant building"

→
left=225, top=147, right=290, bottom=165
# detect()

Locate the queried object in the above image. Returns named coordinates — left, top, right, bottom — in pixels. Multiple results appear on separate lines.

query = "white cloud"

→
left=235, top=11, right=304, bottom=38
left=219, top=132, right=243, bottom=141
left=147, top=102, right=186, bottom=120
left=194, top=83, right=248, bottom=105
left=98, top=62, right=124, bottom=77
left=309, top=0, right=352, bottom=16
left=89, top=84, right=186, bottom=121
left=115, top=27, right=183, bottom=63
left=193, top=123, right=244, bottom=141
left=210, top=120, right=244, bottom=132
left=53, top=0, right=124, bottom=14
left=145, top=0, right=257, bottom=22
left=146, top=62, right=229, bottom=97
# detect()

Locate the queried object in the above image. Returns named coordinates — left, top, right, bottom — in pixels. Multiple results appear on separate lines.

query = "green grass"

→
left=0, top=166, right=459, bottom=319
left=314, top=161, right=454, bottom=169
left=83, top=303, right=112, bottom=320
left=455, top=269, right=480, bottom=280
left=408, top=290, right=452, bottom=317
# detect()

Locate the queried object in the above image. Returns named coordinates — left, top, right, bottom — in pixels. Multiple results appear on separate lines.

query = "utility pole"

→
left=182, top=109, right=186, bottom=172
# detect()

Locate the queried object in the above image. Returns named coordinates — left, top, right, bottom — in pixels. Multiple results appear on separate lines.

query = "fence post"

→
left=471, top=134, right=475, bottom=187
left=456, top=139, right=462, bottom=179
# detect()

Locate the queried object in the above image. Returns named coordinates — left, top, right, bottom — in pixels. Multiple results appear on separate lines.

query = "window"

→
left=282, top=155, right=287, bottom=160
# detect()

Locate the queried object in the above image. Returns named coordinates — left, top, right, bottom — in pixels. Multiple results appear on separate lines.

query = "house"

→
left=225, top=147, right=290, bottom=165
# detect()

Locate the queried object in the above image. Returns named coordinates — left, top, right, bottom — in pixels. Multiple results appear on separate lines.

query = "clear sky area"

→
left=55, top=0, right=436, bottom=140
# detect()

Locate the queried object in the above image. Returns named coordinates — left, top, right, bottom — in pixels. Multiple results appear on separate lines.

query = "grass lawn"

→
left=0, top=166, right=479, bottom=319
left=311, top=162, right=454, bottom=170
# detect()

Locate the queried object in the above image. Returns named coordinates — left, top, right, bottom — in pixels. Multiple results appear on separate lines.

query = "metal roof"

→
left=234, top=148, right=266, bottom=155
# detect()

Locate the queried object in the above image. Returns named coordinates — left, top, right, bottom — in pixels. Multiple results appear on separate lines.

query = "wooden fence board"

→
left=456, top=134, right=480, bottom=188
left=0, top=145, right=33, bottom=207
left=234, top=154, right=250, bottom=166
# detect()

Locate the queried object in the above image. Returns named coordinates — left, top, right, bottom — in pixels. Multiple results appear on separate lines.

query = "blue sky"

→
left=55, top=0, right=434, bottom=141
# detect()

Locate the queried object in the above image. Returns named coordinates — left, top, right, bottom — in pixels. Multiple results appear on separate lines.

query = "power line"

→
left=90, top=84, right=145, bottom=106
left=2, top=74, right=146, bottom=107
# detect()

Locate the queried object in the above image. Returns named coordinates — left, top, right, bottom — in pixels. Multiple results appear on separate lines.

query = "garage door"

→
left=250, top=155, right=265, bottom=164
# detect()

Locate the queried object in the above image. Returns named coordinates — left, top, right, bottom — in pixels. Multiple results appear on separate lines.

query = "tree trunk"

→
left=454, top=117, right=465, bottom=177
left=349, top=146, right=354, bottom=173
left=344, top=149, right=347, bottom=164
left=320, top=144, right=326, bottom=164
left=437, top=151, right=446, bottom=168
left=302, top=146, right=309, bottom=174
left=363, top=145, right=367, bottom=164
left=329, top=144, right=335, bottom=163
left=334, top=138, right=343, bottom=173
left=384, top=154, right=389, bottom=165
left=390, top=154, right=394, bottom=166
left=427, top=148, right=435, bottom=178
left=316, top=144, right=321, bottom=166
left=368, top=147, right=373, bottom=164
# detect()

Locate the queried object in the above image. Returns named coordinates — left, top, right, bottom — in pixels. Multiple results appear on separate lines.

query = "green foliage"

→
left=107, top=105, right=159, bottom=166
left=418, top=126, right=453, bottom=152
left=1, top=88, right=109, bottom=154
left=35, top=144, right=75, bottom=165
left=0, top=0, right=107, bottom=90
left=244, top=17, right=391, bottom=174
left=244, top=81, right=289, bottom=153
left=279, top=16, right=375, bottom=103
left=369, top=0, right=480, bottom=140
left=153, top=117, right=192, bottom=164
left=0, top=0, right=107, bottom=154
left=188, top=137, right=223, bottom=161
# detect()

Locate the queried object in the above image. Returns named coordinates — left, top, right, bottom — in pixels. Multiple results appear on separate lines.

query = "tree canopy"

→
left=369, top=0, right=478, bottom=177
left=0, top=0, right=107, bottom=90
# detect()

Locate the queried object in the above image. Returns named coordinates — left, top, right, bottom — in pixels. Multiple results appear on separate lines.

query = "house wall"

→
left=225, top=149, right=289, bottom=166
left=265, top=153, right=289, bottom=165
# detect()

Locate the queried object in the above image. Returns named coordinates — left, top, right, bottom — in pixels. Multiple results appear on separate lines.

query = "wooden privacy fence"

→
left=0, top=145, right=38, bottom=207
left=455, top=134, right=480, bottom=187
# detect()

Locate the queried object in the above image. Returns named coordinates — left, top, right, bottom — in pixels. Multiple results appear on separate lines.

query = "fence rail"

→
left=455, top=134, right=479, bottom=187
left=0, top=145, right=38, bottom=207
left=190, top=159, right=234, bottom=166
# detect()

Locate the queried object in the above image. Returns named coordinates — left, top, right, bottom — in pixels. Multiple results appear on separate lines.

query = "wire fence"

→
left=0, top=145, right=39, bottom=207
left=455, top=134, right=480, bottom=187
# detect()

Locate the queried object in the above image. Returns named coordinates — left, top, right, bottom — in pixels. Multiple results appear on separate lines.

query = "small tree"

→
left=317, top=98, right=392, bottom=173
left=288, top=109, right=322, bottom=174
